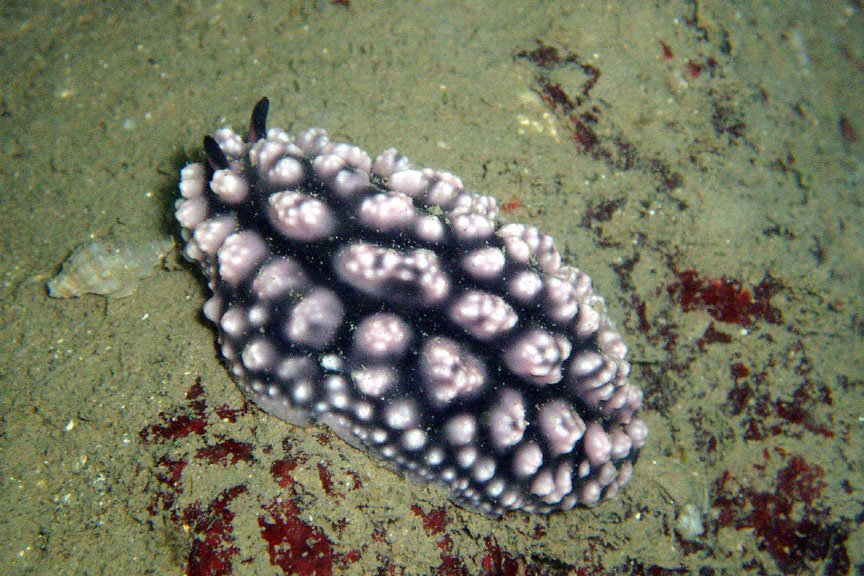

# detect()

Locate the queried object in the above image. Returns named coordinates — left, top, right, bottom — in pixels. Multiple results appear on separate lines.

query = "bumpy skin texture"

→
left=175, top=99, right=647, bottom=516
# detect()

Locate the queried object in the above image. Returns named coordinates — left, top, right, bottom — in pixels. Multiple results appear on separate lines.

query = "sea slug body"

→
left=175, top=98, right=647, bottom=516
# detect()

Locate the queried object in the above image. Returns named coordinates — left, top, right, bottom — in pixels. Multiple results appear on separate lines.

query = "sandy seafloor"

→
left=1, top=1, right=862, bottom=574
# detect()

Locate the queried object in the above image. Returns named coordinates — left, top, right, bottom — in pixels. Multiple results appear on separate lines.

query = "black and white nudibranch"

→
left=175, top=98, right=647, bottom=516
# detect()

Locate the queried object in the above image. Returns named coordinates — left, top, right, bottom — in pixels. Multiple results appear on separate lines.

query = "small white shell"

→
left=47, top=237, right=175, bottom=298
